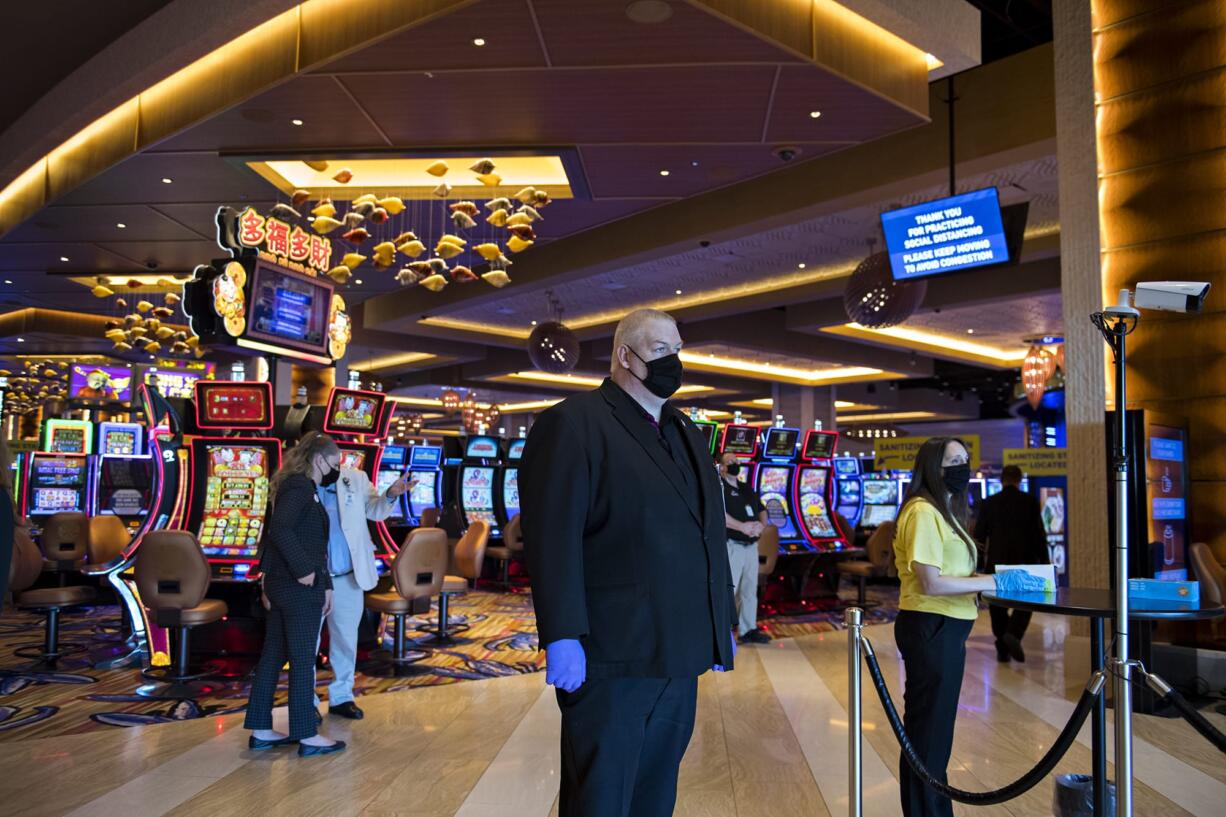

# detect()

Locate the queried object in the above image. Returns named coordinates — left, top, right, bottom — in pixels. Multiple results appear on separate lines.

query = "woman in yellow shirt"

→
left=891, top=437, right=1044, bottom=817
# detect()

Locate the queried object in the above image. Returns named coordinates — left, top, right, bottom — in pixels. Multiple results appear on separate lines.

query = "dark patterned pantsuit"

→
left=243, top=577, right=325, bottom=740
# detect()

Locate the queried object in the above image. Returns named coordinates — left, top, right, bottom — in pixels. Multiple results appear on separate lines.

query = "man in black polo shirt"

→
left=521, top=308, right=737, bottom=817
left=719, top=451, right=771, bottom=644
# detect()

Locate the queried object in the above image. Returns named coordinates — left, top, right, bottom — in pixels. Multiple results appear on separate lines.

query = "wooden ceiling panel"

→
left=764, top=64, right=927, bottom=145
left=0, top=243, right=143, bottom=274
left=149, top=75, right=389, bottom=153
left=56, top=154, right=275, bottom=207
left=316, top=0, right=546, bottom=74
left=349, top=65, right=777, bottom=145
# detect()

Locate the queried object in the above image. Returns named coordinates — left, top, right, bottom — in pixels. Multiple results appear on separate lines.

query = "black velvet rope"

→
left=862, top=644, right=1100, bottom=805
left=1153, top=688, right=1226, bottom=755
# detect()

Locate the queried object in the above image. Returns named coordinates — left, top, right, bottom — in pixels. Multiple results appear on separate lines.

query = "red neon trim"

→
left=193, top=381, right=275, bottom=430
left=322, top=387, right=388, bottom=437
left=800, top=429, right=841, bottom=463
left=719, top=424, right=759, bottom=459
left=791, top=464, right=847, bottom=548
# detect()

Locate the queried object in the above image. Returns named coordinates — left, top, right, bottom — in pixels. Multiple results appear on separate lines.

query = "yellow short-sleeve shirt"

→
left=894, top=499, right=979, bottom=620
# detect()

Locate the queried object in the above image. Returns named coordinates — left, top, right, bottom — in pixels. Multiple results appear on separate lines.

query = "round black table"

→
left=982, top=588, right=1225, bottom=817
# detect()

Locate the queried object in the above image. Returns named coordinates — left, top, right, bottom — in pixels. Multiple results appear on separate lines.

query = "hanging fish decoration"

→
left=451, top=265, right=478, bottom=283
left=487, top=208, right=509, bottom=227
left=113, top=341, right=133, bottom=352
left=435, top=241, right=464, bottom=260
left=343, top=211, right=365, bottom=230
left=518, top=204, right=543, bottom=222
left=449, top=201, right=479, bottom=216
left=533, top=190, right=553, bottom=208
left=481, top=270, right=512, bottom=288
left=115, top=298, right=128, bottom=309
left=392, top=230, right=418, bottom=245
left=352, top=193, right=378, bottom=206
left=369, top=207, right=389, bottom=224
left=507, top=235, right=534, bottom=253
left=489, top=254, right=513, bottom=271
left=311, top=200, right=336, bottom=219
left=397, top=239, right=426, bottom=258
left=332, top=168, right=353, bottom=183
left=476, top=172, right=502, bottom=187
left=327, top=265, right=353, bottom=284
left=425, top=160, right=450, bottom=177
left=513, top=186, right=536, bottom=204
left=312, top=216, right=343, bottom=234
left=151, top=306, right=175, bottom=319
left=395, top=267, right=424, bottom=286
left=371, top=241, right=396, bottom=268
left=291, top=189, right=312, bottom=208
left=407, top=261, right=433, bottom=278
left=506, top=212, right=532, bottom=227
left=144, top=341, right=161, bottom=353
left=341, top=227, right=370, bottom=243
left=432, top=182, right=452, bottom=198
left=104, top=329, right=127, bottom=342
left=507, top=224, right=536, bottom=241
left=485, top=197, right=511, bottom=212
left=474, top=243, right=502, bottom=261
left=419, top=274, right=448, bottom=292
left=305, top=159, right=329, bottom=172
left=91, top=283, right=114, bottom=298
left=164, top=292, right=181, bottom=306
left=136, top=300, right=154, bottom=313
left=427, top=258, right=450, bottom=276
left=451, top=211, right=477, bottom=230
left=352, top=201, right=376, bottom=219
left=377, top=196, right=405, bottom=215
left=155, top=327, right=176, bottom=340
left=341, top=252, right=367, bottom=269
left=469, top=158, right=496, bottom=175
left=439, top=234, right=467, bottom=248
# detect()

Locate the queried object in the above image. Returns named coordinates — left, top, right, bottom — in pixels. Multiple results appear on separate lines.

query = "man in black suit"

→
left=521, top=308, right=736, bottom=817
left=974, top=465, right=1050, bottom=662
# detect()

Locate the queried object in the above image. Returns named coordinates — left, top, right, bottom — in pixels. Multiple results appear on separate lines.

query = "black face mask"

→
left=725, top=463, right=741, bottom=477
left=320, top=463, right=341, bottom=487
left=942, top=463, right=971, bottom=495
left=628, top=347, right=684, bottom=399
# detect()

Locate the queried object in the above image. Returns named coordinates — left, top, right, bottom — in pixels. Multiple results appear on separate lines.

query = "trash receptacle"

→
left=1053, top=774, right=1116, bottom=817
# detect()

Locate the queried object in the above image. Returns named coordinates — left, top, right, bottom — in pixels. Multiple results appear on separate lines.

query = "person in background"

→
left=521, top=308, right=737, bottom=817
left=974, top=465, right=1049, bottom=662
left=719, top=451, right=771, bottom=644
left=244, top=432, right=345, bottom=757
left=311, top=438, right=415, bottom=720
left=0, top=438, right=14, bottom=609
left=892, top=437, right=1044, bottom=817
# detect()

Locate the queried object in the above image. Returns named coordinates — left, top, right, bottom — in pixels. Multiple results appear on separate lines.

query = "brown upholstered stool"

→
left=419, top=507, right=441, bottom=528
left=835, top=520, right=895, bottom=608
left=484, top=514, right=524, bottom=591
left=14, top=514, right=96, bottom=668
left=417, top=520, right=489, bottom=645
left=84, top=515, right=130, bottom=571
left=362, top=527, right=448, bottom=677
left=134, top=530, right=228, bottom=698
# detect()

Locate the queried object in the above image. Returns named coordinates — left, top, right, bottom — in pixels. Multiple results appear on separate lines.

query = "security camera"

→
left=698, top=240, right=711, bottom=248
left=1132, top=282, right=1210, bottom=313
left=145, top=260, right=159, bottom=271
left=772, top=146, right=801, bottom=162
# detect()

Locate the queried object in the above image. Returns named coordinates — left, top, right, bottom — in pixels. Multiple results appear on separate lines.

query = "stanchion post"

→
left=846, top=607, right=863, bottom=817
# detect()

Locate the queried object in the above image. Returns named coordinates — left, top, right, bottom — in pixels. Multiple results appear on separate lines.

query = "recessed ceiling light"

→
left=355, top=279, right=363, bottom=285
left=797, top=263, right=806, bottom=269
left=675, top=289, right=682, bottom=295
left=659, top=170, right=670, bottom=176
left=531, top=320, right=538, bottom=326
left=59, top=256, right=69, bottom=262
left=472, top=37, right=486, bottom=46
left=116, top=223, right=126, bottom=229
left=967, top=329, right=975, bottom=334
left=809, top=111, right=822, bottom=119
left=161, top=178, right=173, bottom=184
left=691, top=160, right=699, bottom=167
left=291, top=118, right=304, bottom=126
left=3, top=279, right=12, bottom=285
left=16, top=337, right=24, bottom=343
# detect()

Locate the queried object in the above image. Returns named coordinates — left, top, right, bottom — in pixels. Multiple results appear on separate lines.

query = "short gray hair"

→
left=610, top=309, right=677, bottom=374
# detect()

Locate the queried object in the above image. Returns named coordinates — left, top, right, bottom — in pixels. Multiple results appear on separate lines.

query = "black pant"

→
left=556, top=676, right=698, bottom=817
left=243, top=578, right=324, bottom=740
left=893, top=610, right=974, bottom=817
left=989, top=606, right=1031, bottom=643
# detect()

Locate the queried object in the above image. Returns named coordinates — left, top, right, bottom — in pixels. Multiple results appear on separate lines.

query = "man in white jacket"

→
left=312, top=462, right=413, bottom=719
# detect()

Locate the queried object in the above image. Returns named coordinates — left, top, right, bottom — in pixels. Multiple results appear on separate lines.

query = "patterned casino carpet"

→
left=0, top=585, right=899, bottom=742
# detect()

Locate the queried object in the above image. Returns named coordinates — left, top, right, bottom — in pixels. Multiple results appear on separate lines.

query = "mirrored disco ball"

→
left=527, top=321, right=580, bottom=374
left=843, top=251, right=927, bottom=328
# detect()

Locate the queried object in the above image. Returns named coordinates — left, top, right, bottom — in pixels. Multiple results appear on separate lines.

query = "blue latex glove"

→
left=545, top=639, right=586, bottom=692
left=994, top=569, right=1048, bottom=594
left=714, top=630, right=737, bottom=672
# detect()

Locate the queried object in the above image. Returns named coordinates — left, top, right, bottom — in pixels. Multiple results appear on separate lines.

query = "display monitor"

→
left=757, top=465, right=799, bottom=539
left=862, top=503, right=899, bottom=527
left=375, top=468, right=401, bottom=497
left=796, top=466, right=838, bottom=540
left=837, top=477, right=862, bottom=504
left=721, top=425, right=759, bottom=457
left=460, top=466, right=497, bottom=527
left=99, top=422, right=143, bottom=456
left=245, top=259, right=333, bottom=357
left=834, top=457, right=861, bottom=476
left=44, top=419, right=93, bottom=454
left=194, top=442, right=274, bottom=559
left=1147, top=424, right=1189, bottom=581
left=503, top=467, right=521, bottom=522
left=322, top=387, right=386, bottom=436
left=27, top=454, right=89, bottom=515
left=881, top=187, right=1011, bottom=281
left=194, top=381, right=273, bottom=430
left=465, top=436, right=500, bottom=460
left=95, top=456, right=154, bottom=517
left=69, top=364, right=133, bottom=402
left=145, top=361, right=216, bottom=399
left=861, top=477, right=899, bottom=506
left=380, top=445, right=407, bottom=471
left=763, top=428, right=799, bottom=460
left=408, top=470, right=439, bottom=520
left=506, top=438, right=527, bottom=461
left=802, top=430, right=837, bottom=460
left=410, top=445, right=442, bottom=468
left=339, top=449, right=367, bottom=472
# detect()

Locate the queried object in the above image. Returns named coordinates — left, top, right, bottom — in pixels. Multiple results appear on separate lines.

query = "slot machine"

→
left=405, top=444, right=443, bottom=526
left=693, top=419, right=720, bottom=457
left=321, top=386, right=399, bottom=561
left=499, top=437, right=526, bottom=525
left=833, top=456, right=864, bottom=527
left=754, top=426, right=807, bottom=553
left=43, top=418, right=93, bottom=454
left=22, top=451, right=91, bottom=519
left=859, top=474, right=901, bottom=530
left=457, top=434, right=502, bottom=536
left=718, top=424, right=760, bottom=486
left=90, top=421, right=154, bottom=534
left=375, top=444, right=409, bottom=526
left=794, top=429, right=846, bottom=551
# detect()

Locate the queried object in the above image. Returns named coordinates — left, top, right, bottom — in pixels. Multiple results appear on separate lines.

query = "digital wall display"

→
left=28, top=454, right=89, bottom=515
left=881, top=188, right=1010, bottom=281
left=465, top=436, right=500, bottom=459
left=69, top=364, right=132, bottom=402
left=503, top=467, right=520, bottom=522
left=460, top=466, right=497, bottom=527
left=506, top=439, right=527, bottom=461
left=100, top=422, right=143, bottom=456
left=802, top=431, right=837, bottom=460
left=410, top=445, right=442, bottom=468
left=757, top=465, right=799, bottom=539
left=246, top=260, right=332, bottom=356
left=45, top=420, right=93, bottom=454
left=323, top=387, right=386, bottom=435
left=1146, top=425, right=1189, bottom=580
left=764, top=428, right=799, bottom=459
left=197, top=445, right=271, bottom=558
left=797, top=466, right=838, bottom=540
left=195, top=382, right=272, bottom=429
left=722, top=425, right=759, bottom=456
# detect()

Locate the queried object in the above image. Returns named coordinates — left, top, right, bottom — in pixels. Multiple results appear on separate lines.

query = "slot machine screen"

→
left=506, top=438, right=527, bottom=461
left=338, top=449, right=366, bottom=471
left=834, top=457, right=860, bottom=476
left=97, top=456, right=153, bottom=516
left=757, top=465, right=799, bottom=539
left=802, top=431, right=836, bottom=460
left=100, top=422, right=143, bottom=456
left=46, top=420, right=92, bottom=454
left=862, top=478, right=899, bottom=506
left=28, top=455, right=88, bottom=515
left=409, top=470, right=439, bottom=519
left=410, top=445, right=442, bottom=468
left=460, top=466, right=497, bottom=527
left=797, top=467, right=838, bottom=539
left=837, top=477, right=862, bottom=505
left=764, top=428, right=799, bottom=459
left=861, top=503, right=898, bottom=527
left=246, top=260, right=333, bottom=357
left=465, top=436, right=500, bottom=459
left=195, top=382, right=273, bottom=430
left=197, top=444, right=272, bottom=558
left=323, top=387, right=386, bottom=436
left=722, top=425, right=759, bottom=456
left=376, top=469, right=401, bottom=496
left=503, top=467, right=520, bottom=522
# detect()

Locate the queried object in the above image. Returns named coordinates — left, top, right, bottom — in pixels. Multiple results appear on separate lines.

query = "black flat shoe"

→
left=329, top=701, right=364, bottom=720
left=248, top=735, right=295, bottom=751
left=995, top=640, right=1010, bottom=663
left=298, top=739, right=347, bottom=757
left=1003, top=633, right=1026, bottom=663
left=748, top=630, right=772, bottom=644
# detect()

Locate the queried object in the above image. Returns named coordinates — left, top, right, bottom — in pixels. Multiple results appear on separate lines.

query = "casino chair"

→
left=133, top=530, right=228, bottom=698
left=834, top=520, right=896, bottom=609
left=13, top=513, right=96, bottom=667
left=420, top=507, right=441, bottom=528
left=418, top=520, right=489, bottom=645
left=484, top=514, right=524, bottom=591
left=757, top=523, right=781, bottom=580
left=84, top=515, right=130, bottom=570
left=1189, top=542, right=1226, bottom=644
left=361, top=527, right=448, bottom=676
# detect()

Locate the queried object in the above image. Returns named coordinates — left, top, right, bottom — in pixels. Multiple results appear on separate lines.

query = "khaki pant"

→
left=726, top=539, right=759, bottom=637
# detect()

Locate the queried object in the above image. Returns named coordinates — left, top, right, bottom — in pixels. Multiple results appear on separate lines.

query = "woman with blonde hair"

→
left=244, top=431, right=346, bottom=757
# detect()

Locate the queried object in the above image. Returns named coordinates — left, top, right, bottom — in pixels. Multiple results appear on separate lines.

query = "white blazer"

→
left=333, top=467, right=397, bottom=591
